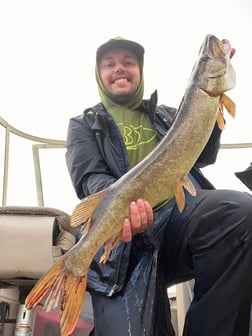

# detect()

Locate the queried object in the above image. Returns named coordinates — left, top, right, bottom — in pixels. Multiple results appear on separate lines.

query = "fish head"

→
left=190, top=34, right=236, bottom=96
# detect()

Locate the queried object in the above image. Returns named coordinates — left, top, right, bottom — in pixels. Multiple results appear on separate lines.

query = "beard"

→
left=108, top=87, right=137, bottom=105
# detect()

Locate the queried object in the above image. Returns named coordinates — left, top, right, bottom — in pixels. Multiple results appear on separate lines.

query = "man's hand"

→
left=121, top=199, right=153, bottom=242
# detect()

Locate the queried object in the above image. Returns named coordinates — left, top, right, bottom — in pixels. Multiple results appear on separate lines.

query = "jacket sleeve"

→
left=65, top=115, right=117, bottom=200
left=196, top=122, right=222, bottom=168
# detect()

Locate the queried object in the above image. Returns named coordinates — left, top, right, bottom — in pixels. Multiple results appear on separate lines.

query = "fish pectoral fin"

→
left=182, top=175, right=197, bottom=197
left=217, top=108, right=225, bottom=130
left=100, top=233, right=121, bottom=264
left=220, top=93, right=236, bottom=118
left=25, top=256, right=88, bottom=336
left=71, top=188, right=108, bottom=227
left=217, top=94, right=235, bottom=130
left=175, top=176, right=196, bottom=213
left=175, top=182, right=185, bottom=213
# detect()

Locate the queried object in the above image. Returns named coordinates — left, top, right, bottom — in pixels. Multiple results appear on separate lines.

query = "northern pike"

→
left=25, top=34, right=236, bottom=336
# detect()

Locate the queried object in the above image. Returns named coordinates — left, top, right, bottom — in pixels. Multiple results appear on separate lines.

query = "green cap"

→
left=96, top=37, right=145, bottom=63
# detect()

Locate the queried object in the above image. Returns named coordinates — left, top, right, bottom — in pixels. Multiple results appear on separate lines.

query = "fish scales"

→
left=25, top=34, right=236, bottom=336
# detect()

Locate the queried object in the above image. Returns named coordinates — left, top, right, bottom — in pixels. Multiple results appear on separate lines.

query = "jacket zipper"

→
left=107, top=242, right=128, bottom=297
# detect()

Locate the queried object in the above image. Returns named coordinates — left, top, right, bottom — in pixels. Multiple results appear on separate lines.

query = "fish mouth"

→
left=195, top=34, right=236, bottom=95
left=200, top=35, right=234, bottom=59
left=229, top=47, right=236, bottom=59
left=222, top=39, right=236, bottom=59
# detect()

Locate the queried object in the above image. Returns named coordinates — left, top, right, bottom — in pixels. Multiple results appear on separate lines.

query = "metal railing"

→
left=0, top=116, right=66, bottom=206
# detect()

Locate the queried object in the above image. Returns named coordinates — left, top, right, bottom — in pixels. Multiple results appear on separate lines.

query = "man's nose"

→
left=115, top=63, right=125, bottom=73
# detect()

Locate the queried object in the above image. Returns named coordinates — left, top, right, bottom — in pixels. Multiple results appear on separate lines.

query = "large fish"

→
left=25, top=34, right=236, bottom=336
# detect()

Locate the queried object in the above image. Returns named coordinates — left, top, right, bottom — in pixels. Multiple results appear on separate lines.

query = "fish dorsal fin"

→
left=175, top=176, right=196, bottom=212
left=71, top=188, right=108, bottom=227
left=217, top=93, right=236, bottom=129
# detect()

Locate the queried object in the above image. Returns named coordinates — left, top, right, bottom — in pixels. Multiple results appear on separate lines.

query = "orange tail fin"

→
left=25, top=258, right=87, bottom=336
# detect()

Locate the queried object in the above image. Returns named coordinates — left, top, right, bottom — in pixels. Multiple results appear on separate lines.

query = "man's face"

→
left=98, top=48, right=141, bottom=104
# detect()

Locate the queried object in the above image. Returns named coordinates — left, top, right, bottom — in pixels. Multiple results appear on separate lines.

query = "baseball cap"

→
left=96, top=37, right=145, bottom=63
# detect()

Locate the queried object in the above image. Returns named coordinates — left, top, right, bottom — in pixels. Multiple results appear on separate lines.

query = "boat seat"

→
left=0, top=206, right=86, bottom=335
left=0, top=206, right=78, bottom=285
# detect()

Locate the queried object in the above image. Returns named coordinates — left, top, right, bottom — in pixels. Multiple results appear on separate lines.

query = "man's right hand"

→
left=121, top=199, right=153, bottom=242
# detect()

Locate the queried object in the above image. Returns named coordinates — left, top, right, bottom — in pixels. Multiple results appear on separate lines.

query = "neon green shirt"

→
left=109, top=108, right=159, bottom=168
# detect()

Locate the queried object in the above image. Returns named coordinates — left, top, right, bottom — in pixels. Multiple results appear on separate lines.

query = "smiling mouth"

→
left=112, top=78, right=129, bottom=84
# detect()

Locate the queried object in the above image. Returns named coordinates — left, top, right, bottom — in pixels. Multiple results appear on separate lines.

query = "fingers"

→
left=133, top=199, right=153, bottom=229
left=144, top=200, right=154, bottom=224
left=121, top=218, right=132, bottom=243
left=121, top=199, right=154, bottom=242
left=129, top=200, right=142, bottom=232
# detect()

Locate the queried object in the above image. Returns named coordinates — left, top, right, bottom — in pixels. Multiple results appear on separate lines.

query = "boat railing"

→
left=0, top=116, right=66, bottom=206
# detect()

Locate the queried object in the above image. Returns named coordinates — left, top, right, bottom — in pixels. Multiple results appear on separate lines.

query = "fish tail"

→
left=60, top=272, right=87, bottom=336
left=25, top=258, right=66, bottom=309
left=25, top=258, right=88, bottom=336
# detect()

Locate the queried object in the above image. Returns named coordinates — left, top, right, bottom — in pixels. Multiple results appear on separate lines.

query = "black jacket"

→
left=65, top=91, right=221, bottom=295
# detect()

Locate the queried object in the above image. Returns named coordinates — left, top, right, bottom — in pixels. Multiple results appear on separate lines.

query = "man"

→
left=66, top=37, right=252, bottom=335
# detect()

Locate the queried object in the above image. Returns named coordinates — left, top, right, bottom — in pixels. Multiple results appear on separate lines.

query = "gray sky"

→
left=0, top=0, right=251, bottom=212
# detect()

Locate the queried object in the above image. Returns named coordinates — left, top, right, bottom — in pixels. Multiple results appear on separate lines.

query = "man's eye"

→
left=125, top=61, right=137, bottom=67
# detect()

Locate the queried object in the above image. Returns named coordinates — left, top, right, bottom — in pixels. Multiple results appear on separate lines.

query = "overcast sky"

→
left=0, top=0, right=251, bottom=211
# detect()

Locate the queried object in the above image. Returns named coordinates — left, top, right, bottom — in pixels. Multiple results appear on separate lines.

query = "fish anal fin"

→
left=71, top=188, right=108, bottom=227
left=81, top=217, right=93, bottom=237
left=100, top=233, right=121, bottom=264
